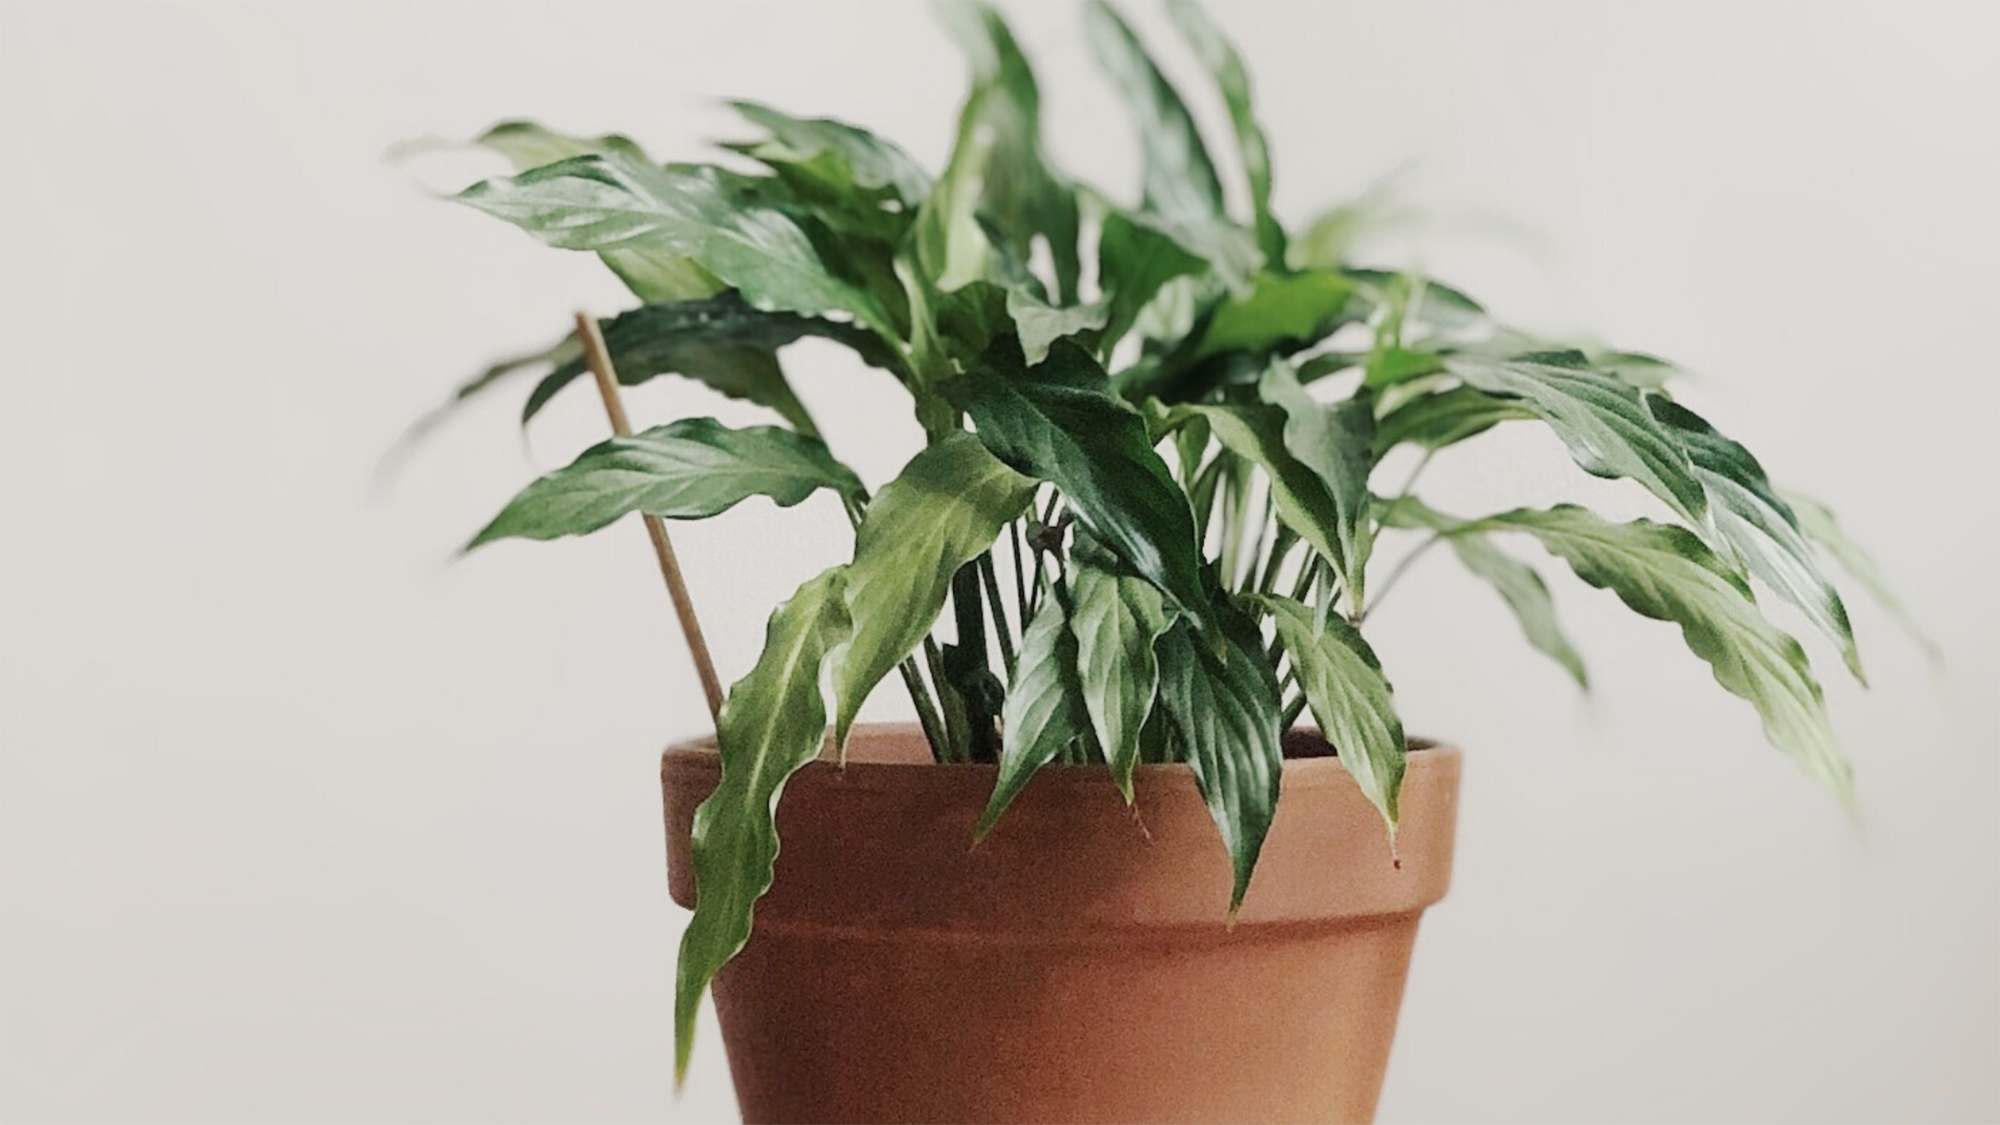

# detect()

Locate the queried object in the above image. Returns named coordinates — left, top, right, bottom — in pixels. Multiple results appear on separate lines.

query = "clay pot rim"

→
left=663, top=722, right=1459, bottom=794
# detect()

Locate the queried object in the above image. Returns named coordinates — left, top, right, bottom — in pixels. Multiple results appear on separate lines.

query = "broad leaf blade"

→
left=466, top=418, right=861, bottom=548
left=1067, top=535, right=1175, bottom=800
left=728, top=100, right=932, bottom=210
left=1649, top=398, right=1864, bottom=683
left=1261, top=361, right=1377, bottom=602
left=457, top=152, right=894, bottom=337
left=978, top=589, right=1096, bottom=836
left=1481, top=505, right=1852, bottom=799
left=1165, top=0, right=1285, bottom=260
left=1447, top=351, right=1709, bottom=520
left=1097, top=209, right=1207, bottom=351
left=1155, top=607, right=1284, bottom=911
left=831, top=433, right=1037, bottom=746
left=1373, top=383, right=1533, bottom=456
left=1195, top=270, right=1362, bottom=359
left=1253, top=593, right=1407, bottom=828
left=946, top=339, right=1209, bottom=622
left=674, top=567, right=851, bottom=1082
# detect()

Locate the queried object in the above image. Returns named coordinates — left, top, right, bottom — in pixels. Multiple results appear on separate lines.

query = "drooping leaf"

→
left=1154, top=606, right=1284, bottom=910
left=1261, top=360, right=1377, bottom=602
left=1447, top=350, right=1709, bottom=520
left=830, top=433, right=1037, bottom=747
left=946, top=339, right=1209, bottom=622
left=472, top=119, right=649, bottom=169
left=977, top=588, right=1096, bottom=836
left=1252, top=593, right=1407, bottom=828
left=726, top=100, right=932, bottom=211
left=1165, top=0, right=1285, bottom=260
left=456, top=152, right=894, bottom=338
left=1649, top=398, right=1864, bottom=683
left=1783, top=491, right=1940, bottom=662
left=1373, top=383, right=1534, bottom=456
left=384, top=331, right=583, bottom=475
left=1475, top=505, right=1851, bottom=799
left=674, top=567, right=851, bottom=1082
left=523, top=295, right=901, bottom=432
left=466, top=418, right=861, bottom=549
left=1083, top=0, right=1225, bottom=224
left=1067, top=533, right=1175, bottom=800
left=931, top=0, right=1083, bottom=302
left=1379, top=496, right=1588, bottom=688
left=1195, top=270, right=1363, bottom=359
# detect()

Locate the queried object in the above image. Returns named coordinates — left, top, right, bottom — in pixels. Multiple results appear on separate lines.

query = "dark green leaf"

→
left=1373, top=383, right=1534, bottom=456
left=831, top=433, right=1038, bottom=746
left=978, top=589, right=1095, bottom=836
left=946, top=339, right=1209, bottom=622
left=457, top=152, right=894, bottom=338
left=1261, top=361, right=1377, bottom=601
left=1252, top=593, right=1406, bottom=827
left=1084, top=0, right=1225, bottom=223
left=1067, top=535, right=1175, bottom=800
left=1154, top=606, right=1284, bottom=910
left=466, top=418, right=860, bottom=549
left=1165, top=0, right=1285, bottom=260
left=675, top=567, right=850, bottom=1082
left=1097, top=210, right=1207, bottom=351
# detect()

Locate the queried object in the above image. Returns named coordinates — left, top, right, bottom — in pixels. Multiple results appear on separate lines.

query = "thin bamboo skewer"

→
left=573, top=310, right=726, bottom=727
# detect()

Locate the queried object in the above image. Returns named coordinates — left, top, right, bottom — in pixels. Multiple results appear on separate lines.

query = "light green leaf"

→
left=1165, top=0, right=1285, bottom=260
left=977, top=589, right=1095, bottom=836
left=1380, top=496, right=1589, bottom=688
left=830, top=433, right=1037, bottom=747
left=1261, top=360, right=1377, bottom=602
left=1195, top=270, right=1362, bottom=359
left=1252, top=593, right=1407, bottom=828
left=456, top=152, right=893, bottom=337
left=1447, top=350, right=1709, bottom=520
left=1084, top=0, right=1225, bottom=224
left=675, top=567, right=850, bottom=1082
left=1649, top=398, right=1863, bottom=683
left=1007, top=288, right=1109, bottom=366
left=1097, top=209, right=1207, bottom=350
left=727, top=100, right=932, bottom=210
left=472, top=119, right=649, bottom=169
left=946, top=339, right=1209, bottom=622
left=1154, top=606, right=1284, bottom=910
left=466, top=418, right=860, bottom=549
left=1067, top=534, right=1175, bottom=800
left=1783, top=491, right=1940, bottom=662
left=1476, top=504, right=1851, bottom=799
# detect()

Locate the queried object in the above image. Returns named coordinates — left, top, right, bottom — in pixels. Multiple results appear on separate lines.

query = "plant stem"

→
left=1009, top=521, right=1029, bottom=631
left=979, top=553, right=1017, bottom=677
left=573, top=312, right=725, bottom=727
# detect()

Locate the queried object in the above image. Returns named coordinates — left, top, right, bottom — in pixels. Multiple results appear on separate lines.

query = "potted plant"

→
left=408, top=3, right=1925, bottom=1121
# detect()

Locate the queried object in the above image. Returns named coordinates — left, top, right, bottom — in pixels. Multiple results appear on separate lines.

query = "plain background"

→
left=3, top=2, right=1996, bottom=1122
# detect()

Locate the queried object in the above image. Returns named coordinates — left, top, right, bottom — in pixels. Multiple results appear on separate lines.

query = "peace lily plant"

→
left=414, top=0, right=1925, bottom=1082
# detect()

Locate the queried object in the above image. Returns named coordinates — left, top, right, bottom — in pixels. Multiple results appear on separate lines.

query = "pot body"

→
left=663, top=724, right=1460, bottom=1125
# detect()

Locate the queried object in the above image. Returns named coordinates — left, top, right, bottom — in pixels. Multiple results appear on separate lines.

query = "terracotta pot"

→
left=662, top=723, right=1461, bottom=1125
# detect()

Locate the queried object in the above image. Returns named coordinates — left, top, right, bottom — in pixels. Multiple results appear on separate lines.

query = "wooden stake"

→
left=573, top=311, right=726, bottom=727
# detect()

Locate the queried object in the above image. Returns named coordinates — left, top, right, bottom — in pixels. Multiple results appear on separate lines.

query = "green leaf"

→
left=1252, top=593, right=1407, bottom=828
left=523, top=295, right=900, bottom=433
left=932, top=1, right=1083, bottom=303
left=945, top=339, right=1209, bottom=622
left=1783, top=491, right=1940, bottom=662
left=1475, top=505, right=1851, bottom=799
left=1067, top=535, right=1175, bottom=801
left=726, top=100, right=932, bottom=211
left=1007, top=289, right=1109, bottom=366
left=456, top=152, right=893, bottom=338
left=1154, top=606, right=1284, bottom=910
left=830, top=433, right=1037, bottom=747
left=1446, top=351, right=1709, bottom=520
left=1380, top=496, right=1588, bottom=688
left=1097, top=209, right=1207, bottom=350
left=1649, top=398, right=1864, bottom=683
left=462, top=121, right=725, bottom=304
left=1260, top=361, right=1377, bottom=602
left=1084, top=1, right=1225, bottom=224
left=1195, top=270, right=1362, bottom=359
left=977, top=588, right=1096, bottom=837
left=1165, top=0, right=1285, bottom=260
left=466, top=418, right=860, bottom=549
left=675, top=566, right=851, bottom=1082
left=1373, top=383, right=1534, bottom=456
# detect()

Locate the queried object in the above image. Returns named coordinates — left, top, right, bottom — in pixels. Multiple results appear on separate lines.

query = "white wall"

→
left=2, top=3, right=1994, bottom=1122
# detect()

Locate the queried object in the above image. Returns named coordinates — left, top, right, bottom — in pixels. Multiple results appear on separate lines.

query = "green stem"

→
left=980, top=553, right=1017, bottom=677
